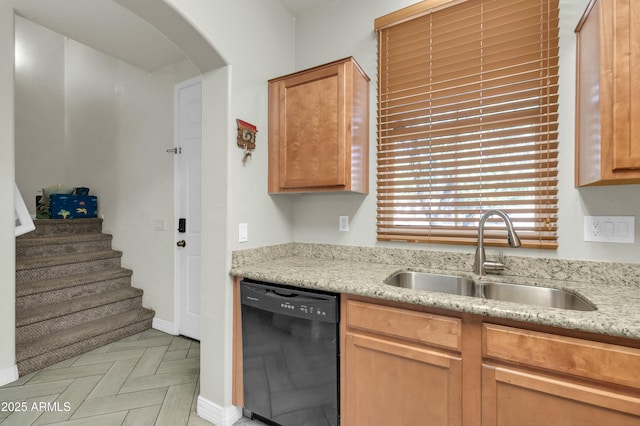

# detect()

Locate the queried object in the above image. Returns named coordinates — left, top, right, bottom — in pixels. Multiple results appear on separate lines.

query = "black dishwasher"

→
left=240, top=279, right=339, bottom=426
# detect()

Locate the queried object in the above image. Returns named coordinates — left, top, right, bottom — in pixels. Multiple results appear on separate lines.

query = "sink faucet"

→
left=473, top=210, right=522, bottom=276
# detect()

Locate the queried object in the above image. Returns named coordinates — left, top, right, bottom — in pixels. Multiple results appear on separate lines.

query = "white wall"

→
left=14, top=17, right=66, bottom=206
left=290, top=0, right=640, bottom=264
left=202, top=2, right=297, bottom=252
left=0, top=0, right=16, bottom=381
left=160, top=0, right=297, bottom=414
left=63, top=38, right=199, bottom=323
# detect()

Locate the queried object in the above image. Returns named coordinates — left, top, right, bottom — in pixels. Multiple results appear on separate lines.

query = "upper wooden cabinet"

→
left=575, top=0, right=640, bottom=186
left=268, top=57, right=370, bottom=194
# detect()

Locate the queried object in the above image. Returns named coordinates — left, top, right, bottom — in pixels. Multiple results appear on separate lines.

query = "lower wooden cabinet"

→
left=482, top=324, right=640, bottom=426
left=482, top=364, right=640, bottom=426
left=344, top=333, right=462, bottom=426
left=339, top=297, right=640, bottom=426
left=342, top=299, right=464, bottom=426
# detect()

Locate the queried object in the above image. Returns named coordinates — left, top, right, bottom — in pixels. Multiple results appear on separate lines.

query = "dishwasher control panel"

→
left=240, top=279, right=339, bottom=323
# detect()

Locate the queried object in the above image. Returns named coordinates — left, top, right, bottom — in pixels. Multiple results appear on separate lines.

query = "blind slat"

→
left=379, top=118, right=560, bottom=145
left=380, top=79, right=559, bottom=119
left=380, top=66, right=560, bottom=108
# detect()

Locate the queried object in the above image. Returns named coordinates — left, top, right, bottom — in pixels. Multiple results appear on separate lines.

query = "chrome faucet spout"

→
left=473, top=210, right=521, bottom=276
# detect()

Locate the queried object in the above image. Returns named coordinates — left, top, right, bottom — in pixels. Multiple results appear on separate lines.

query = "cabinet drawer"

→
left=346, top=300, right=461, bottom=351
left=483, top=324, right=640, bottom=389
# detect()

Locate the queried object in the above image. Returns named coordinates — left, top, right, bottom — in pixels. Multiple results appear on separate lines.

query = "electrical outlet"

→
left=339, top=215, right=349, bottom=232
left=584, top=216, right=635, bottom=243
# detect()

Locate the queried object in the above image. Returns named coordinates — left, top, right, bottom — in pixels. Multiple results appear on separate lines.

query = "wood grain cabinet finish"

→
left=482, top=324, right=640, bottom=425
left=268, top=57, right=369, bottom=193
left=575, top=0, right=640, bottom=186
left=342, top=300, right=463, bottom=426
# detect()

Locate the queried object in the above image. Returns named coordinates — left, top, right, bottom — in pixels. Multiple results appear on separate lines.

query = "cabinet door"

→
left=612, top=0, right=640, bottom=171
left=575, top=0, right=640, bottom=185
left=277, top=63, right=346, bottom=189
left=482, top=364, right=640, bottom=426
left=343, top=332, right=462, bottom=426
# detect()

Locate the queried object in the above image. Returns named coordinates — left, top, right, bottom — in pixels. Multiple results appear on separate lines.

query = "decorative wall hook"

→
left=236, top=119, right=257, bottom=164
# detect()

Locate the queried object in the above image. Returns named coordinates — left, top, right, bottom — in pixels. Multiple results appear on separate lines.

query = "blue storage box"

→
left=50, top=194, right=98, bottom=219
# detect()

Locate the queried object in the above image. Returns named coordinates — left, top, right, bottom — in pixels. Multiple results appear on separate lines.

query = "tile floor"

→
left=0, top=329, right=264, bottom=426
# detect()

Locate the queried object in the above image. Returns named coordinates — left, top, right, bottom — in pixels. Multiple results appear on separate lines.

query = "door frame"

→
left=172, top=75, right=202, bottom=337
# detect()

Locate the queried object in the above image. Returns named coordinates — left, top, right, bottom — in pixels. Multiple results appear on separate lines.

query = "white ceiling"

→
left=13, top=0, right=186, bottom=72
left=12, top=0, right=327, bottom=73
left=278, top=0, right=331, bottom=16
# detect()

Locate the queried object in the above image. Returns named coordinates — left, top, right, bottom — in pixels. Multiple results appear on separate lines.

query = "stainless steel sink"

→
left=384, top=271, right=596, bottom=311
left=478, top=281, right=596, bottom=311
left=384, top=271, right=475, bottom=296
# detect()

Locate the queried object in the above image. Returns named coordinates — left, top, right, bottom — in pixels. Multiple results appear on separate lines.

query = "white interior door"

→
left=175, top=76, right=202, bottom=340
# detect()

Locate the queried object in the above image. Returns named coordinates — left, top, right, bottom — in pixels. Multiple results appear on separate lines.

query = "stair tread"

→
left=17, top=287, right=144, bottom=327
left=16, top=307, right=155, bottom=362
left=16, top=250, right=122, bottom=271
left=31, top=218, right=103, bottom=226
left=18, top=218, right=104, bottom=238
left=16, top=232, right=112, bottom=246
left=16, top=268, right=133, bottom=297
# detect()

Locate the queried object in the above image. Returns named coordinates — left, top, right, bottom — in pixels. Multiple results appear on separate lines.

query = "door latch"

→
left=176, top=240, right=186, bottom=247
left=178, top=218, right=186, bottom=233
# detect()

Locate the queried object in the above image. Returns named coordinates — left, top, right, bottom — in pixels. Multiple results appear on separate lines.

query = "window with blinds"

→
left=375, top=0, right=559, bottom=249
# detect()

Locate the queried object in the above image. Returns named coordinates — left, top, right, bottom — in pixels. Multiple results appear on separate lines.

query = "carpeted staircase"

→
left=15, top=218, right=155, bottom=375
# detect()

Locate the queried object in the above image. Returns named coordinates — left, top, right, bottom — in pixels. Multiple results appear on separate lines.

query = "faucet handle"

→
left=483, top=260, right=505, bottom=274
left=483, top=252, right=506, bottom=274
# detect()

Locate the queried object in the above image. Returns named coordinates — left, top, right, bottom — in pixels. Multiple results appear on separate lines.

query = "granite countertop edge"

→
left=231, top=255, right=640, bottom=341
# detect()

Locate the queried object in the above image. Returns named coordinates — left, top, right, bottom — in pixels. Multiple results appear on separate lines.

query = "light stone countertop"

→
left=231, top=243, right=640, bottom=341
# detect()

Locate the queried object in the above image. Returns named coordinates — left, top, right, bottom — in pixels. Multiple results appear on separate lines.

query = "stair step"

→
left=17, top=307, right=155, bottom=375
left=16, top=250, right=122, bottom=285
left=16, top=233, right=113, bottom=260
left=13, top=216, right=155, bottom=375
left=19, top=218, right=103, bottom=237
left=17, top=288, right=144, bottom=344
left=17, top=268, right=133, bottom=311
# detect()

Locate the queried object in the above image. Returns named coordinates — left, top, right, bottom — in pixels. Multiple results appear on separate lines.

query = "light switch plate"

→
left=584, top=216, right=635, bottom=243
left=153, top=217, right=166, bottom=231
left=239, top=223, right=248, bottom=242
left=339, top=215, right=349, bottom=232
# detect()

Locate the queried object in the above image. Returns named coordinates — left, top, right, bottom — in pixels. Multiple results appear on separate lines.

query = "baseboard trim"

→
left=0, top=365, right=19, bottom=387
left=152, top=317, right=179, bottom=335
left=197, top=395, right=242, bottom=426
